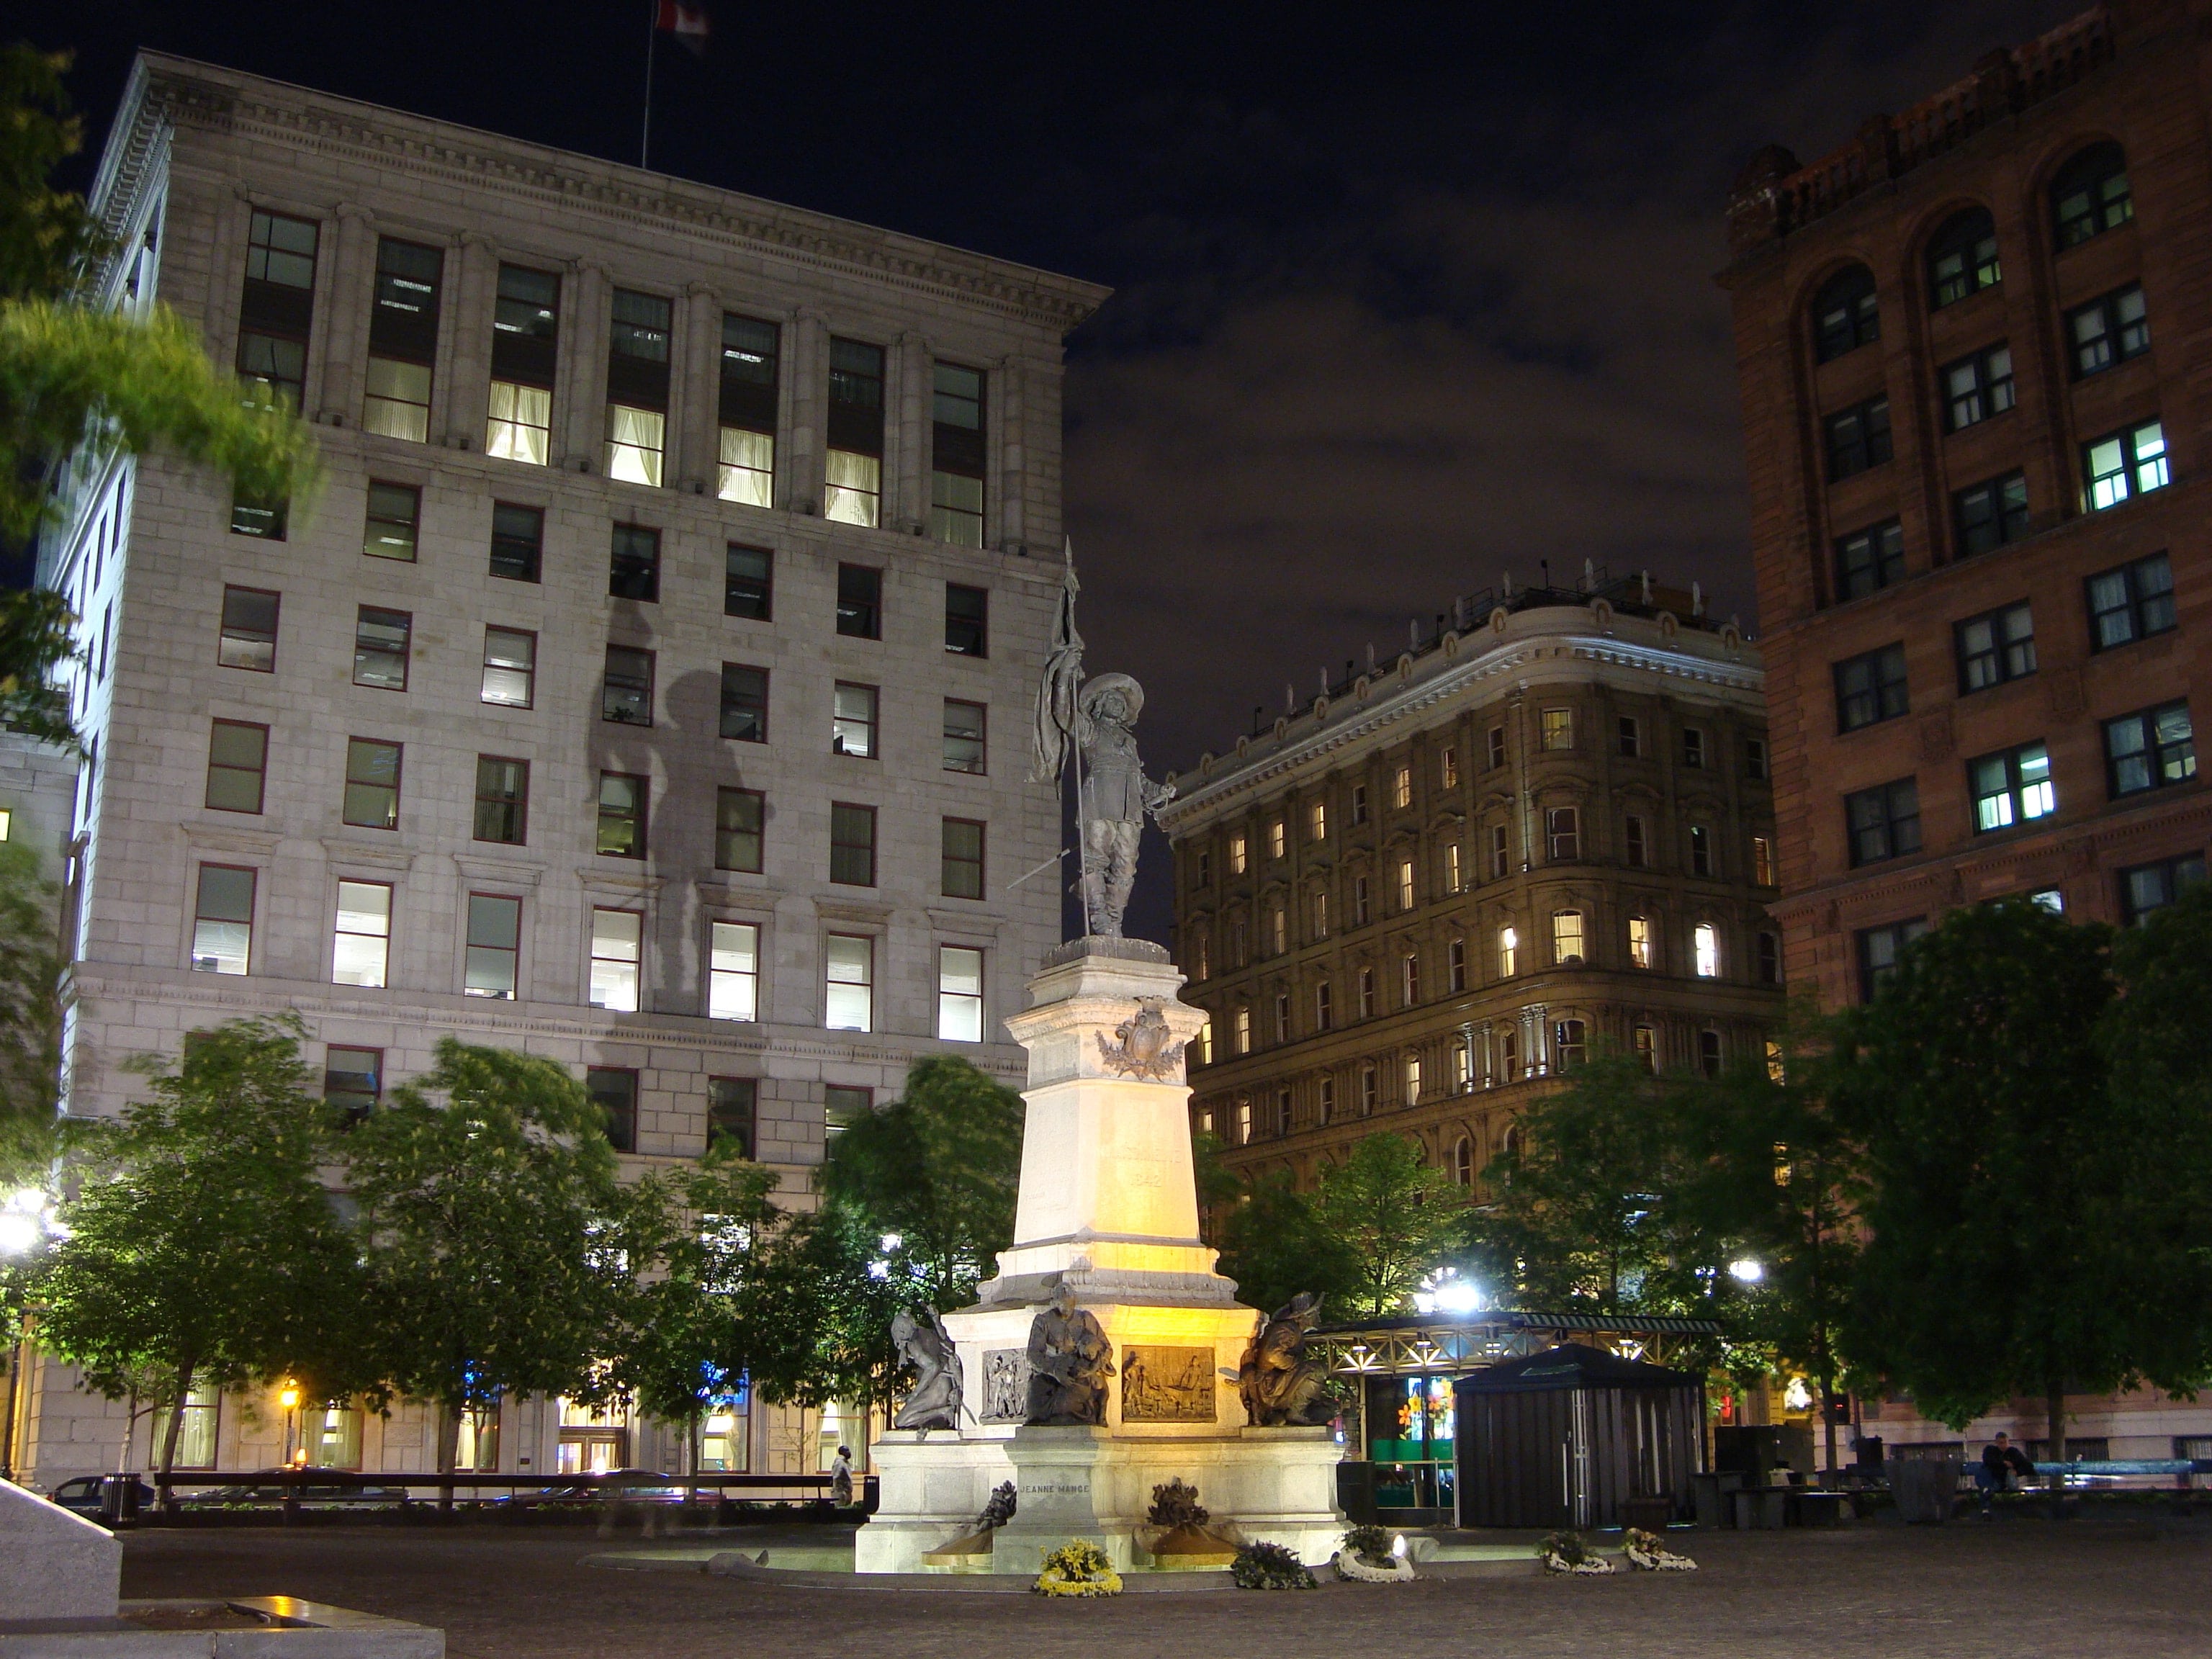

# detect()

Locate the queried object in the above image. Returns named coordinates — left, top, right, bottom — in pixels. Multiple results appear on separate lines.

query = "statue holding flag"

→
left=1031, top=548, right=1175, bottom=939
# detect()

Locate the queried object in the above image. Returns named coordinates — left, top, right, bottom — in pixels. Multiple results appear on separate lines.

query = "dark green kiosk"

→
left=1315, top=1311, right=1717, bottom=1529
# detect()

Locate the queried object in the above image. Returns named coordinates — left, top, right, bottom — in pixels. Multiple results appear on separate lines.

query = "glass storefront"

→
left=1367, top=1375, right=1456, bottom=1512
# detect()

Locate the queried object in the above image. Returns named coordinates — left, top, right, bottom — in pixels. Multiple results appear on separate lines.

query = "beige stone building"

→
left=1161, top=580, right=1786, bottom=1195
left=7, top=53, right=1104, bottom=1488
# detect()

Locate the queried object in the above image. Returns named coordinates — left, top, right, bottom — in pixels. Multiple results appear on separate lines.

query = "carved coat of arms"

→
left=1097, top=999, right=1184, bottom=1081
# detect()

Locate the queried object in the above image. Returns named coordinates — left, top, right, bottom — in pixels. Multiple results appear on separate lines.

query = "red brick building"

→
left=1723, top=1, right=2210, bottom=1009
left=1721, top=1, right=2212, bottom=1459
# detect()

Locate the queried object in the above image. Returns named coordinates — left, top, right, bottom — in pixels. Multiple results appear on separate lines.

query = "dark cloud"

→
left=36, top=0, right=2086, bottom=935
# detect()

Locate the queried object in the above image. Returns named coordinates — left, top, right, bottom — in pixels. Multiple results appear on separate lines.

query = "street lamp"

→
left=1727, top=1258, right=1765, bottom=1285
left=0, top=1186, right=58, bottom=1483
left=278, top=1379, right=301, bottom=1466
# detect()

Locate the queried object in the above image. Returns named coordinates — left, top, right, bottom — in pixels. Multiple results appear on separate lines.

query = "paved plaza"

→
left=119, top=1518, right=2212, bottom=1658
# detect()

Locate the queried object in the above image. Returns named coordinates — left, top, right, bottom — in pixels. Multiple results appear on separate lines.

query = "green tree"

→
left=0, top=45, right=321, bottom=744
left=815, top=1055, right=1023, bottom=1310
left=1309, top=1133, right=1465, bottom=1318
left=1836, top=897, right=2136, bottom=1474
left=1213, top=1169, right=1362, bottom=1315
left=35, top=1018, right=367, bottom=1508
left=2088, top=884, right=2212, bottom=1399
left=1467, top=1051, right=1707, bottom=1318
left=345, top=1040, right=631, bottom=1494
left=0, top=838, right=62, bottom=1187
left=1669, top=1022, right=1863, bottom=1470
left=615, top=1148, right=793, bottom=1492
left=747, top=1204, right=912, bottom=1452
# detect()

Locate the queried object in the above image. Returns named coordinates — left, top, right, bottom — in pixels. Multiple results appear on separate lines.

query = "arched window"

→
left=1546, top=804, right=1581, bottom=861
left=1928, top=208, right=2001, bottom=308
left=1555, top=1017, right=1588, bottom=1071
left=1694, top=922, right=1721, bottom=979
left=1812, top=264, right=1879, bottom=361
left=1500, top=1025, right=1521, bottom=1081
left=1360, top=1062, right=1378, bottom=1115
left=1316, top=1074, right=1334, bottom=1125
left=1552, top=909, right=1585, bottom=966
left=2051, top=142, right=2132, bottom=248
left=1453, top=1135, right=1475, bottom=1187
left=1699, top=1029, right=1723, bottom=1079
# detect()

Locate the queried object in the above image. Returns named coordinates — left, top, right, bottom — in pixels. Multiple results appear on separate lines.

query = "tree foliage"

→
left=0, top=45, right=102, bottom=305
left=35, top=1017, right=366, bottom=1498
left=343, top=1040, right=631, bottom=1467
left=1308, top=1133, right=1466, bottom=1319
left=1833, top=898, right=2138, bottom=1455
left=1212, top=1169, right=1362, bottom=1316
left=815, top=1055, right=1023, bottom=1310
left=0, top=837, right=61, bottom=1185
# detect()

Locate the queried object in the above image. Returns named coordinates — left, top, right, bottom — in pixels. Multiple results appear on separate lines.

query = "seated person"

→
left=1977, top=1432, right=2036, bottom=1511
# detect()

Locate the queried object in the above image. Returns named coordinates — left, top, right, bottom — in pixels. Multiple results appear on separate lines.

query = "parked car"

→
left=45, top=1475, right=156, bottom=1519
left=491, top=1470, right=686, bottom=1509
left=176, top=1472, right=413, bottom=1510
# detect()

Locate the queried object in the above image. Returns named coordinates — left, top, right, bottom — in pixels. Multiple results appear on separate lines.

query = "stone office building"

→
left=1161, top=579, right=1786, bottom=1195
left=7, top=53, right=1105, bottom=1488
left=1721, top=1, right=2212, bottom=1459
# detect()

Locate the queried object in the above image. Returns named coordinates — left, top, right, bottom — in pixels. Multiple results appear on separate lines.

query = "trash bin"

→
left=1889, top=1456, right=1961, bottom=1524
left=98, top=1473, right=142, bottom=1527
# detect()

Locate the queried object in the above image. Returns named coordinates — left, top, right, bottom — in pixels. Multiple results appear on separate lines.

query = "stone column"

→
left=675, top=283, right=721, bottom=495
left=317, top=203, right=376, bottom=427
left=443, top=233, right=497, bottom=451
left=559, top=259, right=610, bottom=474
left=786, top=307, right=827, bottom=516
left=893, top=330, right=930, bottom=534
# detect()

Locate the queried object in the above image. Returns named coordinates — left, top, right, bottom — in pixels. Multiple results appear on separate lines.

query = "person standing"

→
left=830, top=1445, right=854, bottom=1509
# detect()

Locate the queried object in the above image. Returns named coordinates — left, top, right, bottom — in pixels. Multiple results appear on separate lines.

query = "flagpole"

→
left=641, top=0, right=658, bottom=170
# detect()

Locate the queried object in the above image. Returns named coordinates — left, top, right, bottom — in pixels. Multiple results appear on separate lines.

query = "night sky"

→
left=33, top=0, right=2080, bottom=936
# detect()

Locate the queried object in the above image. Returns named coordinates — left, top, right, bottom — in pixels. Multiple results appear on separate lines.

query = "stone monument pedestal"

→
left=855, top=939, right=1346, bottom=1575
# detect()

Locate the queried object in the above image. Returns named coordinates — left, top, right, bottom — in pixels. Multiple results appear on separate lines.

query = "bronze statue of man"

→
left=1024, top=1282, right=1115, bottom=1426
left=1073, top=673, right=1174, bottom=938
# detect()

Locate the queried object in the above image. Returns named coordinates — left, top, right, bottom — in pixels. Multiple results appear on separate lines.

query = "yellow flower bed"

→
left=1034, top=1540, right=1124, bottom=1597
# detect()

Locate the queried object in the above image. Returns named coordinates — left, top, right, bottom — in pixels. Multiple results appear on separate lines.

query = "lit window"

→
left=938, top=945, right=984, bottom=1041
left=364, top=237, right=441, bottom=441
left=192, top=864, right=255, bottom=975
left=589, top=908, right=642, bottom=1012
left=1233, top=1006, right=1251, bottom=1055
left=824, top=1084, right=872, bottom=1139
left=1229, top=833, right=1248, bottom=875
left=606, top=289, right=672, bottom=486
left=1396, top=858, right=1415, bottom=910
left=2105, top=702, right=2195, bottom=797
left=1403, top=1054, right=1421, bottom=1105
left=718, top=314, right=778, bottom=507
left=1694, top=922, right=1720, bottom=979
left=601, top=645, right=654, bottom=726
left=1969, top=742, right=2056, bottom=832
left=1632, top=1025, right=1655, bottom=1071
left=464, top=894, right=521, bottom=999
left=1312, top=889, right=1329, bottom=940
left=481, top=626, right=536, bottom=708
left=2083, top=420, right=2169, bottom=511
left=2087, top=552, right=2176, bottom=650
left=1628, top=915, right=1653, bottom=968
left=473, top=757, right=529, bottom=845
left=825, top=338, right=885, bottom=526
left=332, top=881, right=392, bottom=988
left=710, top=921, right=760, bottom=1022
left=1402, top=953, right=1420, bottom=1005
left=1441, top=747, right=1458, bottom=788
left=218, top=586, right=279, bottom=672
left=1309, top=799, right=1328, bottom=840
left=1269, top=819, right=1287, bottom=860
left=833, top=682, right=878, bottom=757
left=343, top=739, right=402, bottom=831
left=1444, top=842, right=1461, bottom=891
left=1498, top=926, right=1519, bottom=977
left=1552, top=909, right=1584, bottom=965
left=1393, top=765, right=1412, bottom=809
left=1539, top=709, right=1573, bottom=750
left=487, top=264, right=559, bottom=464
left=1269, top=904, right=1286, bottom=955
left=1955, top=602, right=2036, bottom=693
left=1753, top=835, right=1776, bottom=886
left=825, top=934, right=874, bottom=1031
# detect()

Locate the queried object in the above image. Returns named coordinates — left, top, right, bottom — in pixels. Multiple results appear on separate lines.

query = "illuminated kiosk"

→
left=854, top=938, right=1346, bottom=1573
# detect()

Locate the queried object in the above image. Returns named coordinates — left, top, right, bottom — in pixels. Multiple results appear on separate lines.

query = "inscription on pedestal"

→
left=1120, top=1345, right=1218, bottom=1422
left=981, top=1348, right=1030, bottom=1422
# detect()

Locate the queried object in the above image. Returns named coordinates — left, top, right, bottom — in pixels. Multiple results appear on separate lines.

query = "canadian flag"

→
left=656, top=1, right=709, bottom=55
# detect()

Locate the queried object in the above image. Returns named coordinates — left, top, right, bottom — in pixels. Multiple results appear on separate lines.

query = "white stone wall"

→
left=14, top=54, right=1103, bottom=1486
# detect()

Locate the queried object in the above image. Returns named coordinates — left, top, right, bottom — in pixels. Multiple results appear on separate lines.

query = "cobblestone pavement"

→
left=121, top=1519, right=2212, bottom=1659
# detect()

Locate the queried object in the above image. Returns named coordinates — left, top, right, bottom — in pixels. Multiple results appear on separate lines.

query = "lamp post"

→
left=278, top=1379, right=301, bottom=1467
left=0, top=1187, right=59, bottom=1482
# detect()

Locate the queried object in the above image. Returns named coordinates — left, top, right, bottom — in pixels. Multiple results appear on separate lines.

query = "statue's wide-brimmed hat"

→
left=1080, top=673, right=1143, bottom=719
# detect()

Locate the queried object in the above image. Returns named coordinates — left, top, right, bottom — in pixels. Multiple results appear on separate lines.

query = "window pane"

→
left=718, top=426, right=775, bottom=507
left=589, top=909, right=642, bottom=1012
left=192, top=866, right=255, bottom=975
left=490, top=502, right=544, bottom=581
left=343, top=739, right=402, bottom=830
left=938, top=946, right=984, bottom=1042
left=720, top=665, right=768, bottom=742
left=464, top=894, right=520, bottom=999
left=333, top=881, right=392, bottom=988
left=363, top=482, right=420, bottom=561
left=943, top=700, right=986, bottom=773
left=710, top=922, right=759, bottom=1021
left=836, top=565, right=881, bottom=639
left=825, top=934, right=873, bottom=1032
left=602, top=646, right=655, bottom=725
left=716, top=788, right=764, bottom=873
left=832, top=682, right=877, bottom=757
left=219, top=587, right=280, bottom=671
left=943, top=818, right=984, bottom=899
left=597, top=773, right=646, bottom=857
left=707, top=1076, right=756, bottom=1158
left=831, top=803, right=876, bottom=886
left=724, top=544, right=772, bottom=619
left=481, top=628, right=535, bottom=707
left=824, top=449, right=881, bottom=526
left=353, top=607, right=411, bottom=691
left=473, top=756, right=529, bottom=844
left=205, top=720, right=267, bottom=813
left=610, top=524, right=660, bottom=602
left=945, top=584, right=988, bottom=657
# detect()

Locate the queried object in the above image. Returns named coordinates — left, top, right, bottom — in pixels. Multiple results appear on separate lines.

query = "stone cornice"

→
left=1159, top=627, right=1765, bottom=832
left=96, top=53, right=1111, bottom=335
